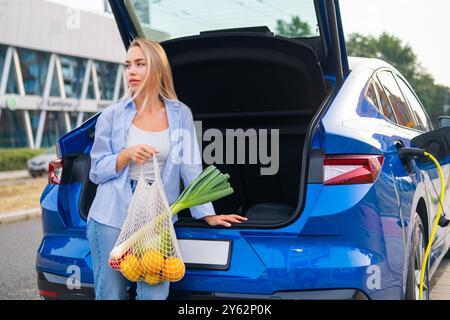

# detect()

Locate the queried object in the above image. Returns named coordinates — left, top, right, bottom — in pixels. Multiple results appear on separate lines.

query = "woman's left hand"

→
left=203, top=214, right=248, bottom=227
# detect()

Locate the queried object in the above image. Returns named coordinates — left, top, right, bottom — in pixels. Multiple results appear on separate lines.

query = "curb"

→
left=0, top=170, right=29, bottom=181
left=0, top=208, right=41, bottom=225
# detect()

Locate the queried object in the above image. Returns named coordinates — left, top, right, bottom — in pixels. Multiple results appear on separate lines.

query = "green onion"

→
left=169, top=165, right=234, bottom=214
left=110, top=165, right=234, bottom=260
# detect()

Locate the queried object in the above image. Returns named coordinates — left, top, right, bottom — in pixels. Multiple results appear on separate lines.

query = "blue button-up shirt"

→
left=88, top=96, right=215, bottom=229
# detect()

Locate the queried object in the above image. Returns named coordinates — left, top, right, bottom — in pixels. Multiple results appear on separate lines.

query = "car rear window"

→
left=395, top=76, right=431, bottom=131
left=366, top=81, right=380, bottom=111
left=129, top=0, right=320, bottom=41
left=377, top=71, right=416, bottom=129
left=372, top=76, right=397, bottom=123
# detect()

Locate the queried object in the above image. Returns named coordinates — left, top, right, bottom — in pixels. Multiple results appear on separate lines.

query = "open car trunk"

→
left=61, top=31, right=328, bottom=228
left=163, top=32, right=327, bottom=225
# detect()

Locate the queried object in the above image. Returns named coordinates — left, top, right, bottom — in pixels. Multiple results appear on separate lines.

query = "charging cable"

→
left=398, top=147, right=445, bottom=300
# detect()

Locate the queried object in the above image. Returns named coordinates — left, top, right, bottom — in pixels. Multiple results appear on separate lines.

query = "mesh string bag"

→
left=108, top=155, right=185, bottom=285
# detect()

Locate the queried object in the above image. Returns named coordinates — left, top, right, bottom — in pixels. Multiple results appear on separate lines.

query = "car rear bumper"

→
left=37, top=270, right=369, bottom=300
left=37, top=271, right=94, bottom=300
left=36, top=271, right=139, bottom=300
left=169, top=289, right=369, bottom=300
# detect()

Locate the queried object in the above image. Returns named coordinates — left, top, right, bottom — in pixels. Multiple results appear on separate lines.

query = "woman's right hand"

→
left=126, top=144, right=159, bottom=164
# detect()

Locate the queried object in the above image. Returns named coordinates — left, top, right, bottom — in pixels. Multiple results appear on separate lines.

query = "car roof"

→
left=348, top=56, right=393, bottom=73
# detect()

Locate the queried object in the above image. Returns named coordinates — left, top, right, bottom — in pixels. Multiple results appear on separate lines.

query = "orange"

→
left=144, top=273, right=162, bottom=285
left=120, top=254, right=142, bottom=282
left=141, top=250, right=165, bottom=274
left=162, top=257, right=185, bottom=282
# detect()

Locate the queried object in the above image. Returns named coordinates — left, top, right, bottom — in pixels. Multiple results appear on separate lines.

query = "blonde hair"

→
left=123, top=38, right=178, bottom=111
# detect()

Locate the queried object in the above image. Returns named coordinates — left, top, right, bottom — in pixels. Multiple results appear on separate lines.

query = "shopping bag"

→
left=109, top=155, right=185, bottom=285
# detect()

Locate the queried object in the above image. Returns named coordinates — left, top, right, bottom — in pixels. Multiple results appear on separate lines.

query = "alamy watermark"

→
left=366, top=265, right=381, bottom=290
left=66, top=265, right=81, bottom=290
left=66, top=8, right=81, bottom=30
left=167, top=121, right=280, bottom=176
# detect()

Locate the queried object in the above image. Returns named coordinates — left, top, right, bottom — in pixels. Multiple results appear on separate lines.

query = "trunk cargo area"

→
left=164, top=33, right=327, bottom=225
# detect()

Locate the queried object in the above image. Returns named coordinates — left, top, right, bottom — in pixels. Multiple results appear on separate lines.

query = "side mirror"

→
left=438, top=116, right=450, bottom=128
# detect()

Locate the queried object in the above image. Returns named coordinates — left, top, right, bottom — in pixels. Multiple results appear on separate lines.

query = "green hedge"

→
left=0, top=148, right=47, bottom=172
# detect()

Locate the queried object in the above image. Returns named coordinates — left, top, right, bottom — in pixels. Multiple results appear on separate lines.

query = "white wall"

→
left=0, top=0, right=126, bottom=62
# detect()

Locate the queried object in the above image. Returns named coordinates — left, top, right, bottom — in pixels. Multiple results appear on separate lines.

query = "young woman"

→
left=86, top=38, right=247, bottom=300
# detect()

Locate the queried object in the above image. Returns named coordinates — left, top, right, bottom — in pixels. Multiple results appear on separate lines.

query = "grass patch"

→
left=0, top=177, right=47, bottom=213
left=0, top=148, right=47, bottom=172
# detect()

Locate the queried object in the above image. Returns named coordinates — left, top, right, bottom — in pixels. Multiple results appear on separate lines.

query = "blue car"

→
left=36, top=0, right=450, bottom=300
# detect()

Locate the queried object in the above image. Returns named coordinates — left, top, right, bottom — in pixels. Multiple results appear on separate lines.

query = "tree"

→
left=276, top=16, right=450, bottom=124
left=276, top=16, right=313, bottom=37
left=347, top=32, right=450, bottom=124
left=347, top=33, right=417, bottom=80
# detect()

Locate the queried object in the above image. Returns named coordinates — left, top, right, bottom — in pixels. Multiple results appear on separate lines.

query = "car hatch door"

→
left=108, top=0, right=145, bottom=48
left=315, top=0, right=349, bottom=87
left=109, top=0, right=349, bottom=87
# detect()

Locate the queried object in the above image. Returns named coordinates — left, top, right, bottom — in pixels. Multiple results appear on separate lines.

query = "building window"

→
left=83, top=112, right=96, bottom=122
left=69, top=112, right=79, bottom=129
left=0, top=45, right=7, bottom=85
left=41, top=111, right=67, bottom=148
left=96, top=61, right=117, bottom=101
left=119, top=76, right=126, bottom=99
left=49, top=66, right=61, bottom=97
left=28, top=110, right=41, bottom=138
left=60, top=55, right=86, bottom=99
left=17, top=48, right=50, bottom=96
left=6, top=57, right=20, bottom=94
left=87, top=64, right=96, bottom=100
left=0, top=110, right=28, bottom=148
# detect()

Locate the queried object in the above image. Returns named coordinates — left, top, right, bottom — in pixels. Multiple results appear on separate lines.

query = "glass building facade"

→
left=60, top=56, right=85, bottom=99
left=18, top=48, right=50, bottom=96
left=0, top=45, right=126, bottom=149
left=0, top=109, right=28, bottom=148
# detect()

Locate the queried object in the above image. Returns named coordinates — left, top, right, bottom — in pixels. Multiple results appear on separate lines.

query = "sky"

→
left=340, top=0, right=450, bottom=87
left=48, top=0, right=450, bottom=87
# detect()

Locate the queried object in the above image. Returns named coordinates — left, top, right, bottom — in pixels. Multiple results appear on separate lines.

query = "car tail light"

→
left=48, top=158, right=63, bottom=185
left=39, top=289, right=58, bottom=299
left=323, top=155, right=384, bottom=185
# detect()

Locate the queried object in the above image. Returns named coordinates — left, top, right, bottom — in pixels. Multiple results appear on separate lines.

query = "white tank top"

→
left=126, top=124, right=171, bottom=182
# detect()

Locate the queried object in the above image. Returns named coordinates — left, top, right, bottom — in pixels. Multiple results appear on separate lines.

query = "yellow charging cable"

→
left=419, top=152, right=445, bottom=300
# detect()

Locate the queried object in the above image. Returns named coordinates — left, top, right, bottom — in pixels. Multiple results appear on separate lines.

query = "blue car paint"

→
left=35, top=86, right=450, bottom=299
left=58, top=183, right=86, bottom=228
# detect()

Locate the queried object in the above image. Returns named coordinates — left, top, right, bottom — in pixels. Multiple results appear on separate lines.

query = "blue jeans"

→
left=86, top=179, right=170, bottom=300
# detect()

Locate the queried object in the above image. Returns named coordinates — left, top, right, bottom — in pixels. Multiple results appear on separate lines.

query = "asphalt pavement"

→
left=0, top=218, right=42, bottom=300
